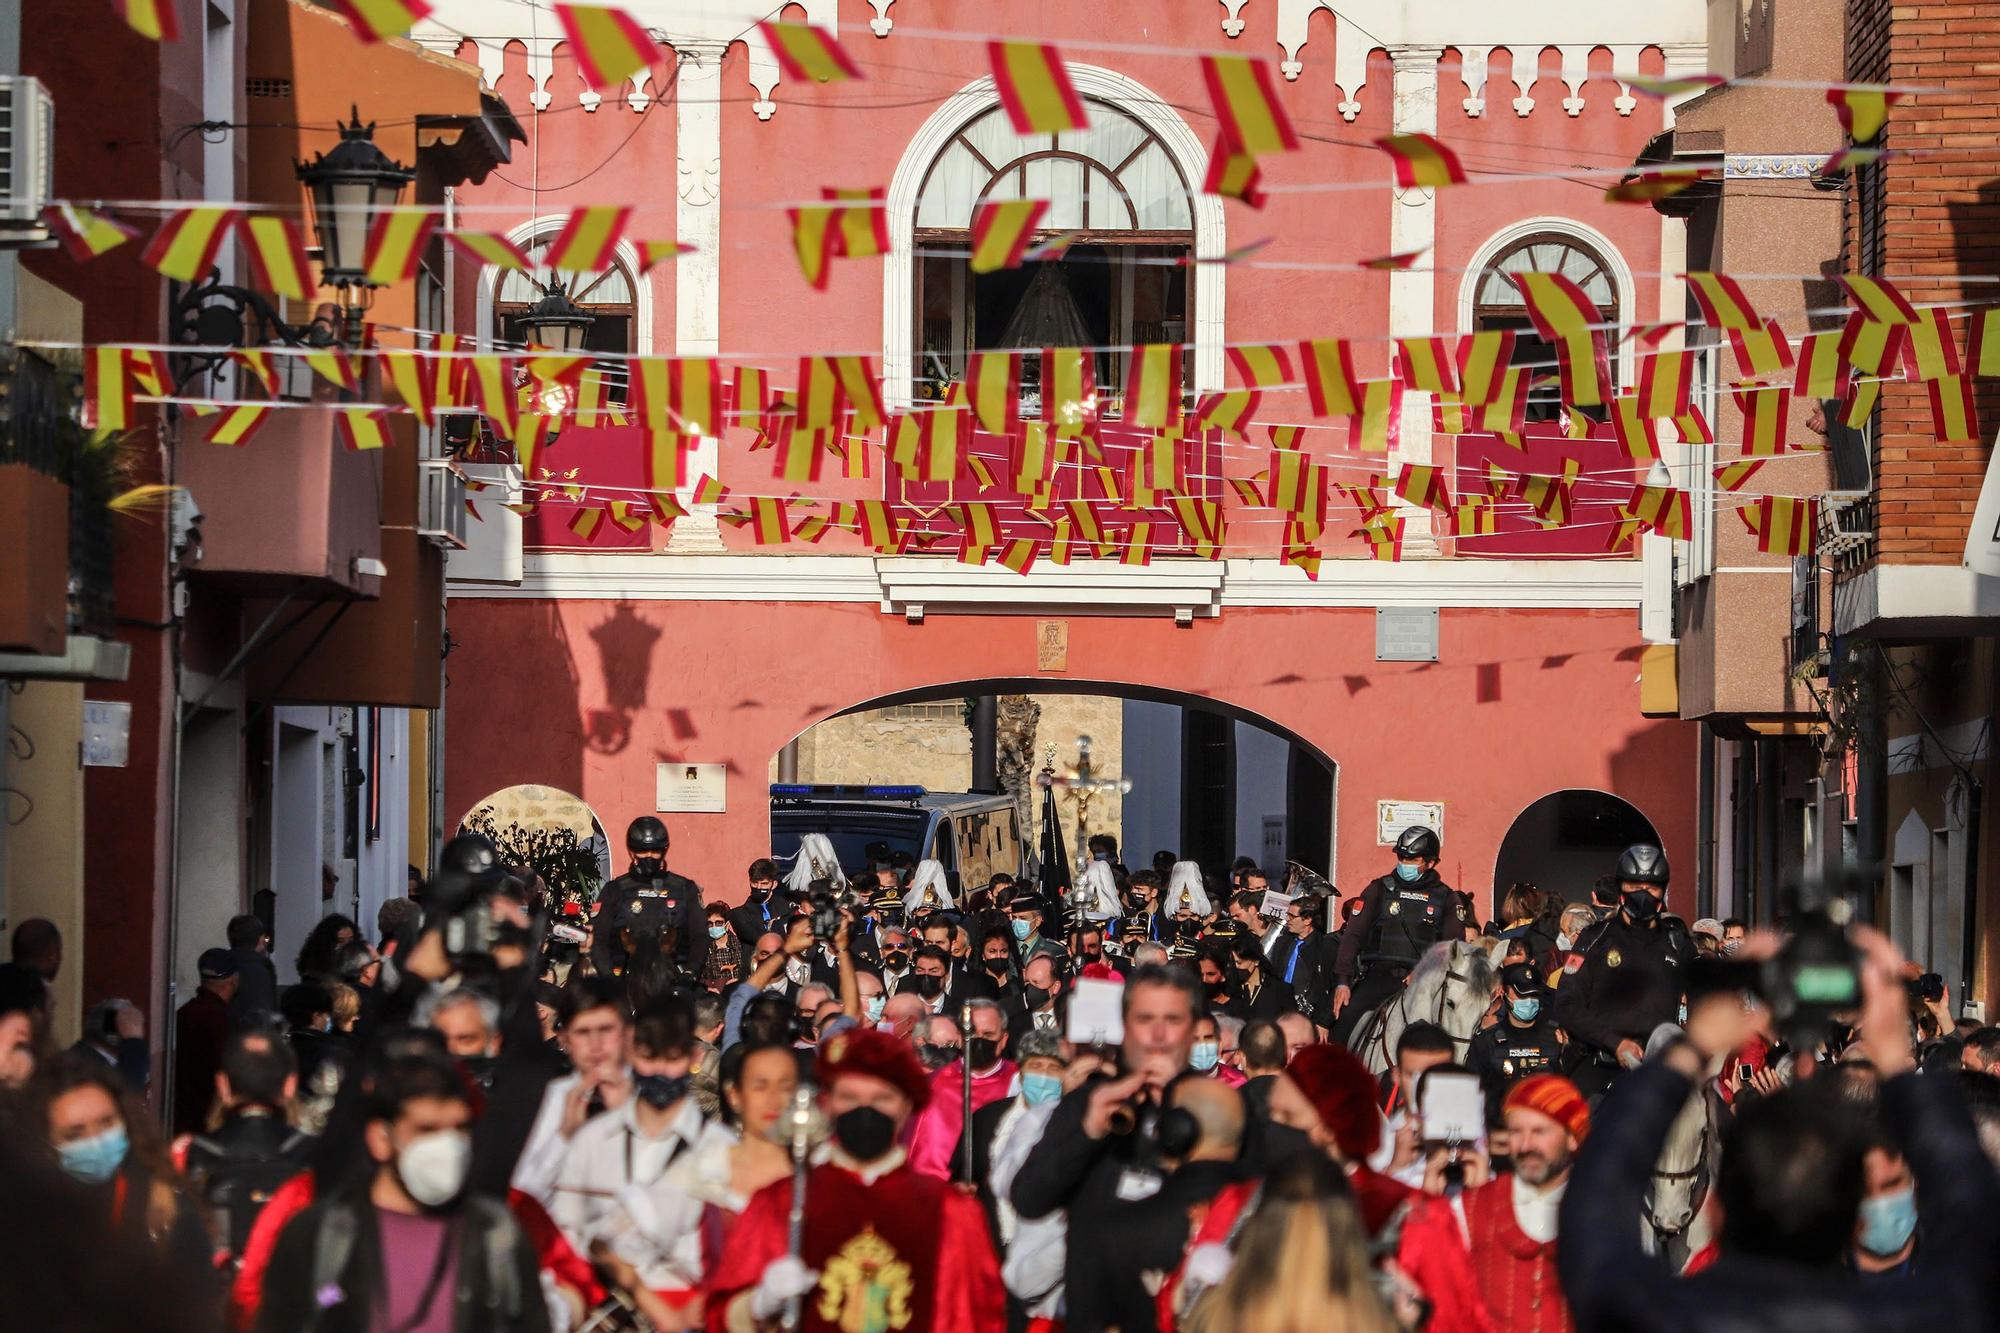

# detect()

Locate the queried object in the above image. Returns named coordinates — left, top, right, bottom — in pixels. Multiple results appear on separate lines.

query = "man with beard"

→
left=709, top=1027, right=1005, bottom=1331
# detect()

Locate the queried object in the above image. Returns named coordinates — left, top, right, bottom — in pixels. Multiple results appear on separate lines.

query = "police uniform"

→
left=1466, top=1017, right=1566, bottom=1127
left=1329, top=867, right=1471, bottom=1045
left=1551, top=910, right=1694, bottom=1098
left=591, top=866, right=707, bottom=979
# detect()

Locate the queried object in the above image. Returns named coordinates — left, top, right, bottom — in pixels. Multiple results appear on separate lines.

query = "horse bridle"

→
left=1644, top=1116, right=1712, bottom=1237
left=1361, top=950, right=1484, bottom=1069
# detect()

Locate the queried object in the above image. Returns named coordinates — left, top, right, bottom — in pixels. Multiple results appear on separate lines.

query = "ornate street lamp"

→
left=518, top=278, right=595, bottom=354
left=295, top=107, right=415, bottom=318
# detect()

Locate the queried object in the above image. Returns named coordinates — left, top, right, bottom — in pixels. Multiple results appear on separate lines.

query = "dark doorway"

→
left=1492, top=789, right=1662, bottom=917
left=1179, top=709, right=1234, bottom=872
left=1287, top=749, right=1335, bottom=880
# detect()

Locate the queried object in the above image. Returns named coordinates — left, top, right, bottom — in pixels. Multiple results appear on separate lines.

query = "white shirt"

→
left=551, top=1096, right=709, bottom=1288
left=1511, top=1174, right=1566, bottom=1244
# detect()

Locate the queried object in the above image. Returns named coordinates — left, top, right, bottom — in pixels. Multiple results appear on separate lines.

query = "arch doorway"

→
left=1491, top=789, right=1661, bottom=915
left=460, top=783, right=614, bottom=905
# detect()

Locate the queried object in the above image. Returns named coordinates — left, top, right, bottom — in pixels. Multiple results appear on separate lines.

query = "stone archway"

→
left=1491, top=788, right=1663, bottom=917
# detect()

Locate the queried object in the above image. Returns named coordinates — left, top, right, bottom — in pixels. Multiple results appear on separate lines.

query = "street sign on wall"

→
left=1378, top=800, right=1444, bottom=845
left=656, top=762, right=727, bottom=813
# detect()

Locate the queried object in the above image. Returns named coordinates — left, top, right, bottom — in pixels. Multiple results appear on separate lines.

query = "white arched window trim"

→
left=882, top=64, right=1225, bottom=409
left=474, top=213, right=656, bottom=356
left=1457, top=217, right=1637, bottom=389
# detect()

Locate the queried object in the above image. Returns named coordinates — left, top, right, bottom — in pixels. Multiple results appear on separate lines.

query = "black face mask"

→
left=967, top=1037, right=1000, bottom=1069
left=916, top=1042, right=958, bottom=1071
left=634, top=1072, right=691, bottom=1109
left=982, top=954, right=1010, bottom=975
left=1082, top=949, right=1103, bottom=964
left=1024, top=985, right=1053, bottom=1011
left=749, top=885, right=772, bottom=901
left=633, top=855, right=665, bottom=876
left=883, top=951, right=909, bottom=972
left=832, top=1106, right=898, bottom=1161
left=913, top=973, right=945, bottom=998
left=1623, top=890, right=1662, bottom=923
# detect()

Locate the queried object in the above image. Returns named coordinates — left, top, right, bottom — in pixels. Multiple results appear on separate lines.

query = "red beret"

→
left=1284, top=1043, right=1382, bottom=1161
left=1504, top=1074, right=1590, bottom=1143
left=815, top=1026, right=932, bottom=1110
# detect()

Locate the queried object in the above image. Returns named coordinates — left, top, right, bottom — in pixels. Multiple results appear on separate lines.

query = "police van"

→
left=769, top=784, right=1025, bottom=897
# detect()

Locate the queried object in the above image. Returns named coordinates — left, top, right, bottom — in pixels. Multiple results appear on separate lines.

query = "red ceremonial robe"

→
left=706, top=1153, right=1005, bottom=1333
left=1459, top=1176, right=1573, bottom=1333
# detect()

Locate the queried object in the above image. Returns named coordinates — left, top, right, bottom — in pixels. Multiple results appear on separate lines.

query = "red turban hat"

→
left=1503, top=1073, right=1590, bottom=1143
left=1285, top=1043, right=1383, bottom=1161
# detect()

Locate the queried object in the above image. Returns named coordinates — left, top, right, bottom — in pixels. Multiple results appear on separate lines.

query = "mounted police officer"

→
left=1551, top=844, right=1693, bottom=1100
left=590, top=815, right=707, bottom=981
left=1467, top=962, right=1566, bottom=1129
left=1328, top=825, right=1470, bottom=1045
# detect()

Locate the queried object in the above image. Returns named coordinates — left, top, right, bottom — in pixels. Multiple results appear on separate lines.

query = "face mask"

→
left=1394, top=862, right=1423, bottom=883
left=749, top=885, right=771, bottom=901
left=1721, top=938, right=1741, bottom=956
left=1010, top=918, right=1032, bottom=941
left=832, top=1105, right=898, bottom=1162
left=633, top=856, right=664, bottom=876
left=397, top=1128, right=472, bottom=1208
left=707, top=924, right=727, bottom=940
left=1857, top=1185, right=1918, bottom=1257
left=1555, top=931, right=1574, bottom=952
left=1022, top=1072, right=1063, bottom=1106
left=864, top=995, right=886, bottom=1023
left=1623, top=890, right=1661, bottom=923
left=1190, top=1041, right=1220, bottom=1072
left=967, top=1038, right=1000, bottom=1070
left=1023, top=985, right=1052, bottom=1011
left=1510, top=997, right=1543, bottom=1024
left=883, top=951, right=909, bottom=972
left=57, top=1126, right=129, bottom=1186
left=912, top=973, right=945, bottom=999
left=983, top=955, right=1009, bottom=975
left=634, top=1072, right=692, bottom=1110
left=916, top=1042, right=957, bottom=1070
left=1083, top=950, right=1103, bottom=963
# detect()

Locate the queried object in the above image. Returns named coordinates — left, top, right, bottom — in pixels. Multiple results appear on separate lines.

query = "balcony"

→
left=1833, top=491, right=2000, bottom=638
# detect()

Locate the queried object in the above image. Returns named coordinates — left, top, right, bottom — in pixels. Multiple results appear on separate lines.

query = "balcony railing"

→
left=0, top=348, right=116, bottom=637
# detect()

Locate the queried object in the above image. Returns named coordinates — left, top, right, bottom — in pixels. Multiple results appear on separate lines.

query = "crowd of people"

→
left=0, top=813, right=1997, bottom=1332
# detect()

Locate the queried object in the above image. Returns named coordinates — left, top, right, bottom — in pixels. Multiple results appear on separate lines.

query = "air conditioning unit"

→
left=0, top=76, right=54, bottom=238
left=417, top=461, right=469, bottom=550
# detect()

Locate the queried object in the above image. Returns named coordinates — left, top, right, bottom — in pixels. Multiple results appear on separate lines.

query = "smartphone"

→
left=1737, top=1062, right=1754, bottom=1084
left=1419, top=1070, right=1486, bottom=1144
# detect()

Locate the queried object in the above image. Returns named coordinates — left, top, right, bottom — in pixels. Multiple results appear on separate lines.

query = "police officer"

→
left=1328, top=826, right=1470, bottom=1045
left=1467, top=962, right=1565, bottom=1128
left=591, top=816, right=706, bottom=980
left=1552, top=844, right=1693, bottom=1100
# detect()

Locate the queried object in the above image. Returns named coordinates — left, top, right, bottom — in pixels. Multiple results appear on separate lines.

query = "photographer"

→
left=1559, top=926, right=2000, bottom=1332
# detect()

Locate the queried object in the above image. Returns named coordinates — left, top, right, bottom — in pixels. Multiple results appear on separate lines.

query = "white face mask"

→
left=397, top=1128, right=472, bottom=1208
left=1555, top=932, right=1574, bottom=952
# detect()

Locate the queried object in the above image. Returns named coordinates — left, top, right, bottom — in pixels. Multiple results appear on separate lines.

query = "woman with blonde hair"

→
left=1184, top=1149, right=1395, bottom=1333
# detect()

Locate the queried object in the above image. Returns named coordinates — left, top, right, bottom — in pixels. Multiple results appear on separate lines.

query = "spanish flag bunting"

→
left=554, top=2, right=660, bottom=92
left=431, top=333, right=468, bottom=408
left=1604, top=166, right=1715, bottom=204
left=545, top=206, right=632, bottom=274
left=606, top=501, right=649, bottom=533
left=1627, top=321, right=1684, bottom=347
left=1840, top=273, right=1919, bottom=326
left=1268, top=423, right=1306, bottom=451
left=1360, top=249, right=1427, bottom=271
left=1281, top=541, right=1322, bottom=579
left=955, top=501, right=1001, bottom=551
left=1445, top=502, right=1496, bottom=538
left=43, top=204, right=140, bottom=262
left=627, top=357, right=721, bottom=436
left=1478, top=367, right=1532, bottom=443
left=1090, top=465, right=1124, bottom=505
left=334, top=406, right=390, bottom=452
left=141, top=206, right=240, bottom=282
left=112, top=0, right=180, bottom=40
left=856, top=500, right=902, bottom=552
left=567, top=506, right=606, bottom=541
left=468, top=354, right=518, bottom=438
left=835, top=433, right=874, bottom=481
left=1043, top=348, right=1098, bottom=440
left=1522, top=475, right=1573, bottom=528
left=790, top=205, right=840, bottom=289
left=1288, top=504, right=1329, bottom=546
left=230, top=349, right=277, bottom=395
left=1170, top=497, right=1226, bottom=559
left=647, top=493, right=690, bottom=525
left=1347, top=379, right=1401, bottom=454
left=1481, top=459, right=1514, bottom=502
left=1733, top=384, right=1791, bottom=456
left=822, top=188, right=890, bottom=261
left=1063, top=499, right=1110, bottom=556
left=1432, top=394, right=1472, bottom=436
left=1561, top=404, right=1593, bottom=441
left=989, top=41, right=1089, bottom=134
left=1964, top=308, right=2000, bottom=378
left=1728, top=316, right=1795, bottom=385
left=1195, top=388, right=1260, bottom=439
left=775, top=422, right=832, bottom=483
left=236, top=215, right=313, bottom=300
left=302, top=346, right=358, bottom=392
left=1609, top=397, right=1662, bottom=462
left=1355, top=517, right=1405, bottom=562
left=574, top=369, right=627, bottom=427
left=1375, top=133, right=1467, bottom=189
left=1123, top=343, right=1182, bottom=430
left=1627, top=485, right=1692, bottom=540
left=1710, top=459, right=1765, bottom=492
left=381, top=349, right=438, bottom=427
left=967, top=351, right=1022, bottom=433
left=970, top=200, right=1048, bottom=274
left=1898, top=307, right=1962, bottom=383
left=1202, top=137, right=1267, bottom=209
left=746, top=498, right=792, bottom=545
left=1605, top=514, right=1646, bottom=552
left=1637, top=347, right=1693, bottom=419
left=1827, top=85, right=1900, bottom=144
left=1227, top=475, right=1266, bottom=506
left=637, top=240, right=695, bottom=271
left=795, top=356, right=844, bottom=430
left=832, top=354, right=885, bottom=429
left=513, top=416, right=558, bottom=478
left=760, top=19, right=863, bottom=83
left=1687, top=272, right=1761, bottom=333
left=1839, top=376, right=1880, bottom=429
left=447, top=230, right=534, bottom=271
left=1395, top=336, right=1457, bottom=395
left=1394, top=464, right=1450, bottom=511
left=644, top=426, right=690, bottom=492
left=1228, top=343, right=1293, bottom=389
left=203, top=403, right=273, bottom=447
left=1128, top=432, right=1182, bottom=505
left=1626, top=72, right=1728, bottom=98
left=525, top=350, right=591, bottom=393
left=1928, top=374, right=1981, bottom=444
left=1300, top=338, right=1359, bottom=417
left=1118, top=522, right=1155, bottom=567
left=362, top=209, right=437, bottom=286
left=1838, top=310, right=1905, bottom=376
left=889, top=408, right=963, bottom=483
left=956, top=540, right=991, bottom=567
left=1793, top=330, right=1852, bottom=400
left=323, top=0, right=432, bottom=42
left=1510, top=272, right=1612, bottom=408
left=1011, top=420, right=1060, bottom=496
left=1202, top=54, right=1297, bottom=155
left=1742, top=495, right=1819, bottom=556
left=1455, top=331, right=1516, bottom=406
left=965, top=452, right=999, bottom=491
left=1266, top=447, right=1313, bottom=512
left=997, top=537, right=1039, bottom=576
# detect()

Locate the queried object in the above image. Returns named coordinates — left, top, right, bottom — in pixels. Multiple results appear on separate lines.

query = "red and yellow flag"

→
left=546, top=206, right=631, bottom=273
left=1201, top=54, right=1297, bottom=155
left=1118, top=522, right=1156, bottom=567
left=643, top=427, right=690, bottom=494
left=967, top=351, right=1022, bottom=433
left=1042, top=347, right=1098, bottom=440
left=888, top=408, right=964, bottom=483
left=774, top=421, right=833, bottom=483
left=790, top=205, right=840, bottom=289
left=1742, top=496, right=1819, bottom=556
left=1281, top=541, right=1322, bottom=579
left=1840, top=273, right=1919, bottom=326
left=1454, top=331, right=1515, bottom=406
left=1965, top=308, right=2000, bottom=378
left=1375, top=133, right=1467, bottom=188
left=301, top=346, right=358, bottom=392
left=1637, top=347, right=1693, bottom=419
left=1360, top=248, right=1427, bottom=271
left=1510, top=272, right=1611, bottom=407
left=1202, top=137, right=1266, bottom=209
left=1395, top=336, right=1457, bottom=395
left=989, top=41, right=1088, bottom=134
left=555, top=2, right=660, bottom=92
left=1195, top=389, right=1260, bottom=439
left=1604, top=166, right=1715, bottom=204
left=637, top=239, right=693, bottom=270
left=1627, top=485, right=1692, bottom=540
left=84, top=346, right=133, bottom=432
left=1898, top=307, right=1962, bottom=383
left=1713, top=459, right=1766, bottom=492
left=1012, top=421, right=1068, bottom=501
left=1347, top=379, right=1401, bottom=454
left=1355, top=517, right=1405, bottom=562
left=1793, top=330, right=1852, bottom=400
left=447, top=230, right=533, bottom=271
left=323, top=0, right=432, bottom=42
left=1687, top=272, right=1762, bottom=332
left=1928, top=374, right=1980, bottom=444
left=381, top=349, right=438, bottom=427
left=567, top=506, right=605, bottom=541
left=1727, top=316, right=1795, bottom=385
left=1170, top=497, right=1226, bottom=559
left=970, top=200, right=1048, bottom=274
left=363, top=210, right=437, bottom=285
left=1394, top=464, right=1450, bottom=511
left=204, top=403, right=273, bottom=448
left=1445, top=502, right=1496, bottom=538
left=760, top=19, right=863, bottom=84
left=998, top=538, right=1039, bottom=576
left=1123, top=344, right=1182, bottom=430
left=240, top=215, right=313, bottom=301
left=1609, top=397, right=1662, bottom=462
left=1300, top=339, right=1359, bottom=417
left=141, top=207, right=240, bottom=281
left=1229, top=343, right=1293, bottom=389
left=44, top=204, right=140, bottom=261
left=335, top=406, right=391, bottom=452
left=821, top=188, right=889, bottom=261
left=113, top=0, right=180, bottom=40
left=1827, top=85, right=1901, bottom=144
left=229, top=349, right=277, bottom=395
left=1733, top=384, right=1791, bottom=456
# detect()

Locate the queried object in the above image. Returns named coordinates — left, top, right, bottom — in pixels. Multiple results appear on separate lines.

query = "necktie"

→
left=1284, top=938, right=1301, bottom=983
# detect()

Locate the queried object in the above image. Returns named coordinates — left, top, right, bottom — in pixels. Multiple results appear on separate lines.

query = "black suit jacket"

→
left=1007, top=999, right=1067, bottom=1047
left=726, top=896, right=789, bottom=949
left=1269, top=930, right=1338, bottom=1022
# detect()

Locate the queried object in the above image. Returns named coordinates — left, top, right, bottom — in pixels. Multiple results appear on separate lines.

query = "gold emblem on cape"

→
left=1388, top=901, right=1401, bottom=915
left=817, top=1225, right=914, bottom=1333
left=630, top=900, right=643, bottom=914
left=1606, top=949, right=1623, bottom=968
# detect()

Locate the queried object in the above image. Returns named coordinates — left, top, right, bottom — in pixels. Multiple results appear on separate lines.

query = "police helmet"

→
left=627, top=816, right=669, bottom=853
left=1393, top=825, right=1441, bottom=861
left=1615, top=844, right=1670, bottom=888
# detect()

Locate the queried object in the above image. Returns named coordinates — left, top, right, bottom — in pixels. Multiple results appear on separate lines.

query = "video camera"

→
left=427, top=833, right=511, bottom=961
left=804, top=877, right=847, bottom=944
left=1690, top=868, right=1867, bottom=1049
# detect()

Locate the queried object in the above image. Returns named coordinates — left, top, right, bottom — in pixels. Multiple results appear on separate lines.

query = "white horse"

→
left=1349, top=937, right=1509, bottom=1078
left=1645, top=1076, right=1720, bottom=1269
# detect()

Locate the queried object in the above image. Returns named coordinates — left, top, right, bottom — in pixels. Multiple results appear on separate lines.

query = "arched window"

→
left=494, top=241, right=638, bottom=362
left=912, top=99, right=1195, bottom=408
left=1472, top=233, right=1621, bottom=421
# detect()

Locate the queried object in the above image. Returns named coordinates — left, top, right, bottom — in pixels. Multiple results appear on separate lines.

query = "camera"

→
left=430, top=833, right=509, bottom=960
left=1690, top=873, right=1866, bottom=1048
left=1907, top=971, right=1945, bottom=1004
left=805, top=878, right=845, bottom=943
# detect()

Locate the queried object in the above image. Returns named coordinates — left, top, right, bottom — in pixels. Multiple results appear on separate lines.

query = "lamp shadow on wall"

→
left=584, top=602, right=661, bottom=756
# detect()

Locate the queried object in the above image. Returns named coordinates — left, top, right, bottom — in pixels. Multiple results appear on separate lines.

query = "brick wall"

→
left=1847, top=0, right=2000, bottom=563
